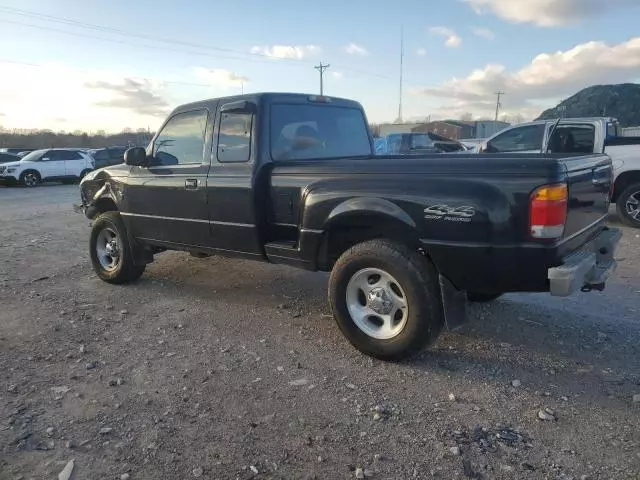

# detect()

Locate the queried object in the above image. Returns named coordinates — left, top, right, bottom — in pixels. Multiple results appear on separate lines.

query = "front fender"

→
left=80, top=180, right=119, bottom=220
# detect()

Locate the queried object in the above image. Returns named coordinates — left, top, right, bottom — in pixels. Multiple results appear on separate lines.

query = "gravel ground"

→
left=1, top=184, right=639, bottom=480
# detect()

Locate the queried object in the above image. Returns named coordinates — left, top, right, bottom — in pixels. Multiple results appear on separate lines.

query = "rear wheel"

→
left=616, top=182, right=640, bottom=228
left=20, top=170, right=40, bottom=187
left=467, top=292, right=502, bottom=303
left=79, top=169, right=92, bottom=181
left=328, top=239, right=443, bottom=360
left=90, top=211, right=145, bottom=284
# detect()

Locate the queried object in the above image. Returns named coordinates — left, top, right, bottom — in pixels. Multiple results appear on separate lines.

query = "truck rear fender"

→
left=318, top=197, right=466, bottom=332
left=319, top=197, right=419, bottom=266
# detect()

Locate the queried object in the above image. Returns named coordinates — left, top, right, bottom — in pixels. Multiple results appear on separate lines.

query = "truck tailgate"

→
left=561, top=153, right=612, bottom=240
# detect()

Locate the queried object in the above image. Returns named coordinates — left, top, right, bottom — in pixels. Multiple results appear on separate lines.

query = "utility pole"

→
left=241, top=80, right=244, bottom=94
left=494, top=91, right=504, bottom=121
left=314, top=62, right=330, bottom=95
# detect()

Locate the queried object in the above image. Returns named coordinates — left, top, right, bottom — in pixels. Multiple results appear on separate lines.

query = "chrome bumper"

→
left=547, top=227, right=622, bottom=297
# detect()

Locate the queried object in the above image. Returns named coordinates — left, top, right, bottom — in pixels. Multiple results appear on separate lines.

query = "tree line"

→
left=0, top=129, right=154, bottom=150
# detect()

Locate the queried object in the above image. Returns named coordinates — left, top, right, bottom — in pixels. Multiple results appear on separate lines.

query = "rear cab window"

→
left=270, top=103, right=371, bottom=161
left=548, top=124, right=596, bottom=154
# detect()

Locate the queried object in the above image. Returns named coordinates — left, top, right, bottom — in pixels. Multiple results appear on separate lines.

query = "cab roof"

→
left=172, top=92, right=364, bottom=114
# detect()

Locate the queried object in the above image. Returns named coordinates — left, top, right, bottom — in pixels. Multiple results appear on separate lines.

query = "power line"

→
left=0, top=58, right=222, bottom=88
left=314, top=62, right=330, bottom=95
left=0, top=6, right=404, bottom=84
left=494, top=91, right=505, bottom=121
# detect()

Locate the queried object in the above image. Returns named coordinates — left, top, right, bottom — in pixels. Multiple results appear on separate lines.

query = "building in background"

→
left=411, top=121, right=467, bottom=140
left=473, top=120, right=511, bottom=140
left=378, top=123, right=419, bottom=136
left=622, top=126, right=640, bottom=137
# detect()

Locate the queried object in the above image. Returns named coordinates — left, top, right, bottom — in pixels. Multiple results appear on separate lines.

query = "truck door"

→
left=122, top=107, right=213, bottom=247
left=205, top=100, right=264, bottom=257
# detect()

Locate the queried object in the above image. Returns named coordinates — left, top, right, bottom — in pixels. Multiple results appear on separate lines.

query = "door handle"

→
left=185, top=178, right=198, bottom=190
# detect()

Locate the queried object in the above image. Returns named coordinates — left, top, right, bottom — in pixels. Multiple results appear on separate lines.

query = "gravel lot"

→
left=1, top=184, right=639, bottom=480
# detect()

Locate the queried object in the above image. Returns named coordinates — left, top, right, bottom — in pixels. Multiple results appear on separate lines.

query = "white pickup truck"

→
left=475, top=117, right=640, bottom=227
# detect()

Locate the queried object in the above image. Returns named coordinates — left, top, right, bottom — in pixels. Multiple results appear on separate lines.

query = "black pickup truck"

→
left=76, top=93, right=621, bottom=360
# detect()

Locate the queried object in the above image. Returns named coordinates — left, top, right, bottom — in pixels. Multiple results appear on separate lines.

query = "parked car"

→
left=88, top=146, right=128, bottom=169
left=375, top=132, right=466, bottom=155
left=475, top=117, right=640, bottom=227
left=0, top=148, right=35, bottom=156
left=0, top=152, right=20, bottom=164
left=75, top=93, right=621, bottom=360
left=0, top=148, right=95, bottom=187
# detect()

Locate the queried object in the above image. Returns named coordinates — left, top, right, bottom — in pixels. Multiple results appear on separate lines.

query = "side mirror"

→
left=124, top=147, right=147, bottom=166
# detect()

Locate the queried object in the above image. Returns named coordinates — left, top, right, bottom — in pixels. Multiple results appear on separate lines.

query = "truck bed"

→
left=268, top=152, right=613, bottom=293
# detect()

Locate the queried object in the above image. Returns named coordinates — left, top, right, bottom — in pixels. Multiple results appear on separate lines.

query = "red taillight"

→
left=529, top=183, right=568, bottom=239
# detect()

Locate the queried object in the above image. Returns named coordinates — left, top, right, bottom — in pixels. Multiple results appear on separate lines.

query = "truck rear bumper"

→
left=547, top=227, right=622, bottom=296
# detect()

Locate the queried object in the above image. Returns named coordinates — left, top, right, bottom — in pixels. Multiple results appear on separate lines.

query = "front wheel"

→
left=89, top=211, right=145, bottom=284
left=328, top=239, right=443, bottom=360
left=616, top=182, right=640, bottom=228
left=20, top=170, right=41, bottom=187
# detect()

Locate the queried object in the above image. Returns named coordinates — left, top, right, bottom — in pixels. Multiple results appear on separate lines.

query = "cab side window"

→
left=487, top=124, right=545, bottom=152
left=217, top=112, right=253, bottom=163
left=548, top=125, right=595, bottom=154
left=151, top=110, right=208, bottom=166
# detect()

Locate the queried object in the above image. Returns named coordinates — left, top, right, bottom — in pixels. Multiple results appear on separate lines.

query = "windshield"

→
left=20, top=149, right=47, bottom=162
left=270, top=104, right=371, bottom=161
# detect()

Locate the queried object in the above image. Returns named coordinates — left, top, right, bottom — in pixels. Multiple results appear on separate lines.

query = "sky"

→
left=0, top=0, right=639, bottom=132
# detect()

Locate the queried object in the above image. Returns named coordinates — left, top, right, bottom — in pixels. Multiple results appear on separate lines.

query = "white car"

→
left=0, top=148, right=95, bottom=187
left=475, top=117, right=640, bottom=227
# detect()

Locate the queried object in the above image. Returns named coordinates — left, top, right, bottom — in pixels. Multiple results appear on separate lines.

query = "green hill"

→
left=536, top=83, right=640, bottom=127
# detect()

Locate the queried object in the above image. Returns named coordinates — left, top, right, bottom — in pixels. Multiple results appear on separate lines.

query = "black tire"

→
left=616, top=182, right=640, bottom=228
left=328, top=239, right=444, bottom=360
left=19, top=170, right=41, bottom=187
left=467, top=292, right=502, bottom=303
left=89, top=211, right=145, bottom=284
left=79, top=169, right=92, bottom=181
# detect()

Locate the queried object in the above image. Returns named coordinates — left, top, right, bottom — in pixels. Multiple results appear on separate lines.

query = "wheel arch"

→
left=85, top=182, right=120, bottom=220
left=317, top=198, right=422, bottom=271
left=612, top=170, right=640, bottom=202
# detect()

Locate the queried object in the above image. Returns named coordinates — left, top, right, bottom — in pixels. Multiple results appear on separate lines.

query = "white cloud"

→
left=193, top=68, right=248, bottom=88
left=416, top=48, right=427, bottom=56
left=85, top=78, right=169, bottom=118
left=471, top=27, right=495, bottom=40
left=411, top=37, right=640, bottom=120
left=331, top=71, right=344, bottom=79
left=249, top=44, right=320, bottom=59
left=429, top=26, right=462, bottom=48
left=344, top=43, right=369, bottom=56
left=464, top=0, right=639, bottom=27
left=0, top=62, right=172, bottom=131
